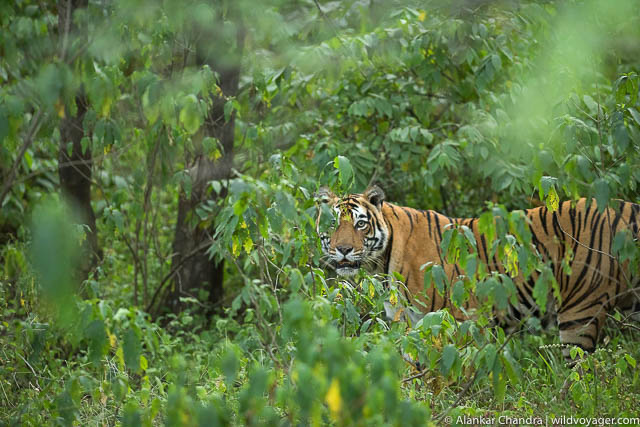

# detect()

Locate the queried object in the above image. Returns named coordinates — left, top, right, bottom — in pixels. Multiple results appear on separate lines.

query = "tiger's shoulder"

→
left=380, top=202, right=450, bottom=237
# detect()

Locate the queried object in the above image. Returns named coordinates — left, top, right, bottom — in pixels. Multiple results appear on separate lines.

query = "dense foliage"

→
left=1, top=0, right=640, bottom=425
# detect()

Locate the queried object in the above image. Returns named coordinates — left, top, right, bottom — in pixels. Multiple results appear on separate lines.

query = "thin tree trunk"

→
left=166, top=17, right=244, bottom=313
left=58, top=0, right=101, bottom=282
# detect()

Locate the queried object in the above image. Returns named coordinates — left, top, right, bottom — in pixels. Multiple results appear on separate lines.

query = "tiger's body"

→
left=316, top=186, right=640, bottom=354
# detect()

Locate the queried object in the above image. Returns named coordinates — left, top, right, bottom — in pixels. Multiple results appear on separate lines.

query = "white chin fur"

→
left=336, top=267, right=358, bottom=276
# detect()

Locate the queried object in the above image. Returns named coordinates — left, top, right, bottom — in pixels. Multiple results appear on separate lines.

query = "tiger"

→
left=315, top=185, right=640, bottom=356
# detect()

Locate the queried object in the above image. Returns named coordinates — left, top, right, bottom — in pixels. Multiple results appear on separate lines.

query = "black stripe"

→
left=576, top=211, right=583, bottom=238
left=539, top=207, right=549, bottom=235
left=434, top=214, right=443, bottom=242
left=563, top=213, right=603, bottom=306
left=558, top=316, right=599, bottom=333
left=453, top=264, right=461, bottom=278
left=583, top=201, right=593, bottom=231
left=384, top=232, right=393, bottom=272
left=391, top=205, right=400, bottom=221
left=480, top=234, right=489, bottom=264
left=404, top=272, right=411, bottom=305
left=569, top=204, right=576, bottom=236
left=551, top=212, right=564, bottom=278
left=402, top=207, right=414, bottom=232
left=429, top=280, right=436, bottom=312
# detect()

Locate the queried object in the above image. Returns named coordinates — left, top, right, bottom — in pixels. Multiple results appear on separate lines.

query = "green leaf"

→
left=179, top=94, right=203, bottom=134
left=477, top=276, right=498, bottom=302
left=615, top=75, right=629, bottom=103
left=0, top=106, right=8, bottom=143
left=490, top=54, right=501, bottom=71
left=625, top=354, right=636, bottom=368
left=533, top=270, right=549, bottom=315
left=440, top=228, right=455, bottom=258
left=451, top=280, right=465, bottom=308
left=30, top=200, right=78, bottom=325
left=142, top=83, right=161, bottom=123
left=122, top=401, right=142, bottom=427
left=115, top=346, right=125, bottom=370
left=593, top=178, right=609, bottom=213
left=616, top=357, right=628, bottom=374
left=276, top=191, right=296, bottom=220
left=478, top=212, right=495, bottom=244
left=461, top=225, right=477, bottom=249
left=85, top=320, right=108, bottom=365
left=493, top=278, right=509, bottom=311
left=629, top=108, right=640, bottom=126
left=538, top=176, right=557, bottom=199
left=440, top=344, right=458, bottom=375
left=123, top=328, right=141, bottom=374
left=289, top=268, right=304, bottom=293
left=419, top=312, right=444, bottom=335
left=203, top=136, right=221, bottom=160
left=333, top=155, right=354, bottom=191
left=431, top=264, right=447, bottom=295
left=501, top=351, right=520, bottom=385
left=583, top=95, right=598, bottom=113
left=106, top=207, right=125, bottom=231
left=570, top=346, right=584, bottom=359
left=140, top=354, right=148, bottom=372
left=224, top=99, right=234, bottom=122
left=482, top=343, right=498, bottom=370
left=614, top=124, right=629, bottom=152
left=221, top=346, right=239, bottom=389
left=466, top=254, right=477, bottom=278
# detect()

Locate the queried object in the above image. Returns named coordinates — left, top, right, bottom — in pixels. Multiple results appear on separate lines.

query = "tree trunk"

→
left=58, top=0, right=101, bottom=282
left=166, top=18, right=244, bottom=313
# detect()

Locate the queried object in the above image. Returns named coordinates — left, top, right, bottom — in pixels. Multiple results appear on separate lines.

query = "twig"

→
left=554, top=214, right=618, bottom=261
left=16, top=352, right=41, bottom=391
left=0, top=379, right=10, bottom=408
left=0, top=111, right=44, bottom=207
left=606, top=313, right=640, bottom=333
left=145, top=240, right=214, bottom=313
left=402, top=367, right=430, bottom=383
left=229, top=256, right=282, bottom=368
left=313, top=0, right=339, bottom=33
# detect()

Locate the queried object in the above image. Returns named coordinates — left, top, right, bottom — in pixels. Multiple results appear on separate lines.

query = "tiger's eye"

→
left=356, top=220, right=367, bottom=229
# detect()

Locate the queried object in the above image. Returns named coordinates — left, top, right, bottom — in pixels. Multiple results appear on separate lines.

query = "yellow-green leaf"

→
left=140, top=354, right=148, bottom=372
left=546, top=186, right=559, bottom=212
left=325, top=378, right=342, bottom=419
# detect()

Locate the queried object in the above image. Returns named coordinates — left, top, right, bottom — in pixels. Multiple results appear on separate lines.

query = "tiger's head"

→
left=315, top=186, right=390, bottom=276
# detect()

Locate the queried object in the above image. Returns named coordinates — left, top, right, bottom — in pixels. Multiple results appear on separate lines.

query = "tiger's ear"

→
left=315, top=187, right=336, bottom=204
left=364, top=186, right=385, bottom=208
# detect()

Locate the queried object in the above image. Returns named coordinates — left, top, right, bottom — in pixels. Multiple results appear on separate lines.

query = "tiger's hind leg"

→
left=624, top=276, right=640, bottom=322
left=557, top=303, right=607, bottom=359
left=554, top=303, right=606, bottom=402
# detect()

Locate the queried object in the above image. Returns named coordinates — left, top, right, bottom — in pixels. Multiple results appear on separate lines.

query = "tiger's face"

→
left=315, top=186, right=390, bottom=276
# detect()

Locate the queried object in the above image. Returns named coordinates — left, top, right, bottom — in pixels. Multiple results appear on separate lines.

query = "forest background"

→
left=1, top=0, right=640, bottom=425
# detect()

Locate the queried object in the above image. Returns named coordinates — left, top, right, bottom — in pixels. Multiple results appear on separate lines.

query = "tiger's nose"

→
left=336, top=245, right=353, bottom=255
